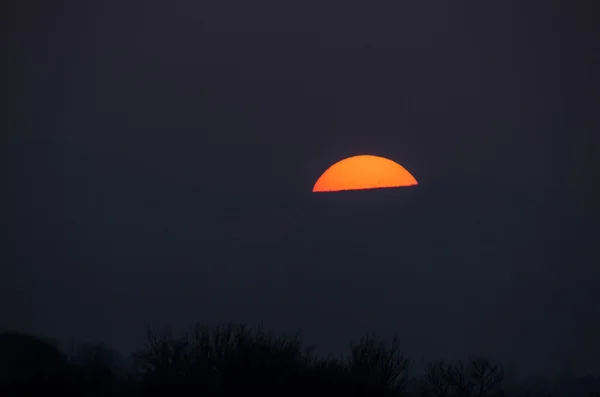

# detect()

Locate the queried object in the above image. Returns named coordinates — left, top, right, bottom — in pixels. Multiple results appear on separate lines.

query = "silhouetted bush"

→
left=0, top=331, right=67, bottom=385
left=71, top=342, right=123, bottom=395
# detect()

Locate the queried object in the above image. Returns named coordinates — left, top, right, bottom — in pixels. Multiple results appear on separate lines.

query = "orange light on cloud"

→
left=313, top=155, right=418, bottom=192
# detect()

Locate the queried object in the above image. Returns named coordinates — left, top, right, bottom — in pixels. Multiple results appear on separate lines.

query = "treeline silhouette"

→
left=0, top=324, right=598, bottom=396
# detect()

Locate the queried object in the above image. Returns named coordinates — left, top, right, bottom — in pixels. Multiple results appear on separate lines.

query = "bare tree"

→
left=347, top=333, right=409, bottom=395
left=421, top=360, right=454, bottom=397
left=447, top=357, right=505, bottom=397
left=421, top=357, right=505, bottom=397
left=132, top=328, right=194, bottom=385
left=131, top=323, right=313, bottom=395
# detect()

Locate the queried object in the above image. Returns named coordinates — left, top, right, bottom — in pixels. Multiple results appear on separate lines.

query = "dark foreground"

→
left=1, top=324, right=598, bottom=397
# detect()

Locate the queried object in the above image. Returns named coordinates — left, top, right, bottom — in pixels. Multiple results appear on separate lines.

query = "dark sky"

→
left=2, top=1, right=599, bottom=378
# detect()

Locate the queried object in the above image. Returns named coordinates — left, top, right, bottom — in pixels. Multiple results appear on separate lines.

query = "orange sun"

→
left=313, top=155, right=418, bottom=192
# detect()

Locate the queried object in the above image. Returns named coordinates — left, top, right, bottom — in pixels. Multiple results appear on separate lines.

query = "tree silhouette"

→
left=71, top=342, right=123, bottom=395
left=0, top=331, right=68, bottom=386
left=2, top=325, right=597, bottom=396
left=130, top=323, right=413, bottom=396
left=421, top=360, right=455, bottom=397
left=421, top=357, right=505, bottom=397
left=131, top=323, right=313, bottom=395
left=347, top=333, right=409, bottom=396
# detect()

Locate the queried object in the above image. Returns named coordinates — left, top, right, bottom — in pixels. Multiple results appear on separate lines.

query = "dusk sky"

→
left=2, top=1, right=599, bottom=378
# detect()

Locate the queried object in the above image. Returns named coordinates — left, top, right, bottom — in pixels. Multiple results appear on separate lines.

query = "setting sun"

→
left=313, top=155, right=418, bottom=192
